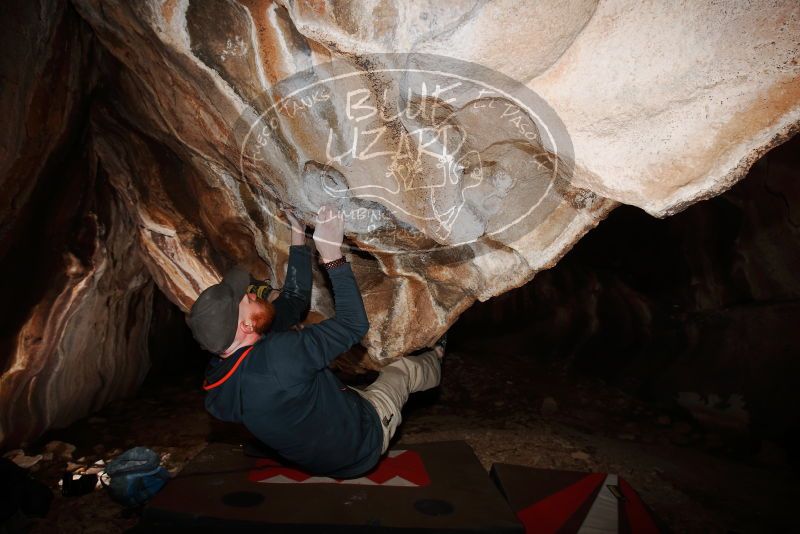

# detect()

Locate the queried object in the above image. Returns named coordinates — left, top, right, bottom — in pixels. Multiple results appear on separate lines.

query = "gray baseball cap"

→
left=187, top=266, right=250, bottom=354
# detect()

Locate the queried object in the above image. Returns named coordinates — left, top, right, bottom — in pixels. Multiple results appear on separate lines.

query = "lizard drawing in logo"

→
left=319, top=119, right=485, bottom=243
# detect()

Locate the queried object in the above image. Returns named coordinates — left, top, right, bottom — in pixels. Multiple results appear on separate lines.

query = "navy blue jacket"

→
left=203, top=245, right=382, bottom=478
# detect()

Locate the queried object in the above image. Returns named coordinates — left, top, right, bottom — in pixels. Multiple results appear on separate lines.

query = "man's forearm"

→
left=326, top=262, right=369, bottom=339
left=282, top=245, right=312, bottom=301
left=269, top=245, right=312, bottom=332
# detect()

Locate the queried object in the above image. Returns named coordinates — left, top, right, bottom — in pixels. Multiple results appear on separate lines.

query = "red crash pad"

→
left=247, top=449, right=431, bottom=487
left=490, top=464, right=668, bottom=533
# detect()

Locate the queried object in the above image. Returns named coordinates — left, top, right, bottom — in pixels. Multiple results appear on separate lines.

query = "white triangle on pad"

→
left=381, top=475, right=417, bottom=487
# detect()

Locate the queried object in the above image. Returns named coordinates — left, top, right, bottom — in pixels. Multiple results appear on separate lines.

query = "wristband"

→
left=322, top=257, right=347, bottom=270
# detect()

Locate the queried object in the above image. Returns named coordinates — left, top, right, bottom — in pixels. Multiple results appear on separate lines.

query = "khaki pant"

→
left=351, top=350, right=442, bottom=453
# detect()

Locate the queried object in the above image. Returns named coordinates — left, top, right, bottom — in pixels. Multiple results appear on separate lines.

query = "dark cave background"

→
left=455, top=134, right=800, bottom=460
left=146, top=134, right=800, bottom=466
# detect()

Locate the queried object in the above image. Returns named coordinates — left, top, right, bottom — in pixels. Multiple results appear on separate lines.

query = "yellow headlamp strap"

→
left=246, top=283, right=273, bottom=300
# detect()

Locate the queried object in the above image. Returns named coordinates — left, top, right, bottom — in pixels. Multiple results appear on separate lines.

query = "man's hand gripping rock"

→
left=313, top=204, right=344, bottom=263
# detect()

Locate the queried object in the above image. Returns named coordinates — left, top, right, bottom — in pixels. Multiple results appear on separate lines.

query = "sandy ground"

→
left=13, top=346, right=798, bottom=533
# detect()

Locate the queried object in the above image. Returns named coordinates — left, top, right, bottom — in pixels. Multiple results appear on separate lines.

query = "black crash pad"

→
left=141, top=441, right=522, bottom=533
left=490, top=463, right=667, bottom=533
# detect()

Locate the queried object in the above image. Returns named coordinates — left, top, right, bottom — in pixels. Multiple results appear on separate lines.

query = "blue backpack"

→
left=104, top=447, right=170, bottom=507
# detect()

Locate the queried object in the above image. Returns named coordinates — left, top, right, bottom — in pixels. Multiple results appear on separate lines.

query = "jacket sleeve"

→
left=267, top=261, right=369, bottom=387
left=269, top=245, right=312, bottom=332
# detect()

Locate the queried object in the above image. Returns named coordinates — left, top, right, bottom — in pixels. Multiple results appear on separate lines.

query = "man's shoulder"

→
left=245, top=333, right=301, bottom=373
left=256, top=329, right=303, bottom=350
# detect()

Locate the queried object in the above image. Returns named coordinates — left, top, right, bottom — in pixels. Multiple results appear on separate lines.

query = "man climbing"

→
left=186, top=204, right=444, bottom=477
